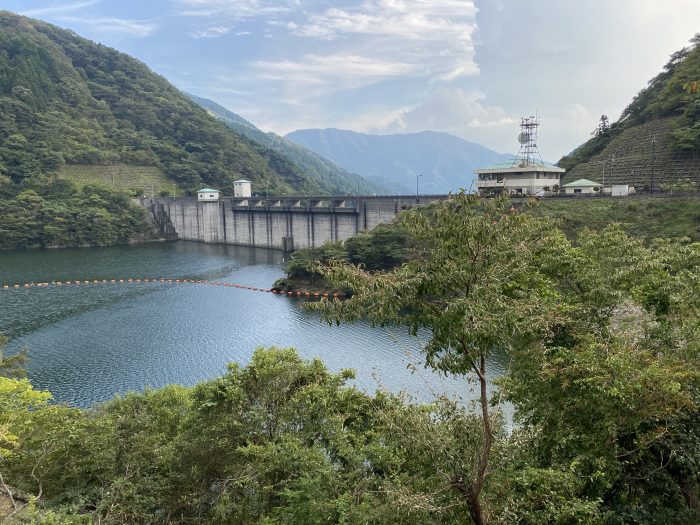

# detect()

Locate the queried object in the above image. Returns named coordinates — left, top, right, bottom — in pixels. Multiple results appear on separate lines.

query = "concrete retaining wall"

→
left=141, top=195, right=448, bottom=250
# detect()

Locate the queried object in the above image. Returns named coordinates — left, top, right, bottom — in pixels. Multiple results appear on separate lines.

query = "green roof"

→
left=197, top=188, right=220, bottom=193
left=477, top=158, right=564, bottom=171
left=562, top=178, right=601, bottom=188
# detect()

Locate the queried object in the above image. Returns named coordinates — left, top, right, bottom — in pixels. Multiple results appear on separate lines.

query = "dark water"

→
left=0, top=242, right=508, bottom=410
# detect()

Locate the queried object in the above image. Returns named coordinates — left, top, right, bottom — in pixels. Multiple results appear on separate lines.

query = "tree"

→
left=0, top=336, right=28, bottom=380
left=502, top=226, right=700, bottom=521
left=312, top=193, right=566, bottom=524
left=591, top=114, right=610, bottom=137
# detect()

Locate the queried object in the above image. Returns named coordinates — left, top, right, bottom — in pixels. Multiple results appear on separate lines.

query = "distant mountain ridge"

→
left=188, top=94, right=387, bottom=195
left=285, top=129, right=512, bottom=194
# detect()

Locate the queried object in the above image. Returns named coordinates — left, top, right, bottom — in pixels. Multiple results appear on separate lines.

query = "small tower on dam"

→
left=197, top=188, right=221, bottom=201
left=196, top=188, right=223, bottom=243
left=233, top=179, right=252, bottom=198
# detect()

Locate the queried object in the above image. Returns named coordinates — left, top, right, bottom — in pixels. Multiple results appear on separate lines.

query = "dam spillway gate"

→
left=140, top=195, right=449, bottom=251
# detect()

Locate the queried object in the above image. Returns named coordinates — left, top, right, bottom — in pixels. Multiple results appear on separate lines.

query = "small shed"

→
left=612, top=184, right=630, bottom=197
left=233, top=179, right=252, bottom=198
left=562, top=179, right=602, bottom=195
left=197, top=188, right=220, bottom=201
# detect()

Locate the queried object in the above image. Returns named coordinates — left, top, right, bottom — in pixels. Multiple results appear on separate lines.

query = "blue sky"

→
left=4, top=0, right=700, bottom=159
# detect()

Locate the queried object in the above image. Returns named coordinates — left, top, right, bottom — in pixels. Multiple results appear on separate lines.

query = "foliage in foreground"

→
left=313, top=194, right=700, bottom=524
left=0, top=194, right=698, bottom=524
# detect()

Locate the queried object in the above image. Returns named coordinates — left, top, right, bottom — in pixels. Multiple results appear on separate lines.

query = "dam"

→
left=140, top=194, right=448, bottom=250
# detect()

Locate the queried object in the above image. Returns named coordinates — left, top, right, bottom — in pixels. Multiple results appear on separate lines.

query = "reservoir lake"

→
left=0, top=242, right=508, bottom=409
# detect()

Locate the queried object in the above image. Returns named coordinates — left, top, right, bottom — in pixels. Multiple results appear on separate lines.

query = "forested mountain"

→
left=187, top=94, right=259, bottom=131
left=285, top=128, right=512, bottom=194
left=0, top=11, right=383, bottom=248
left=188, top=94, right=387, bottom=195
left=559, top=34, right=700, bottom=188
left=0, top=11, right=365, bottom=197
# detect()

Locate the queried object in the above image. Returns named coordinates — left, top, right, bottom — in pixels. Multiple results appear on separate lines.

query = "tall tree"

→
left=313, top=193, right=565, bottom=524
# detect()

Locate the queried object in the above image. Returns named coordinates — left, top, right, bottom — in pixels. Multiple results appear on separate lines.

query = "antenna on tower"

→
left=513, top=115, right=544, bottom=167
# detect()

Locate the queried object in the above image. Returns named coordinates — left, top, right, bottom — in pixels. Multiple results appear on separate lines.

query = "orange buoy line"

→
left=0, top=278, right=345, bottom=298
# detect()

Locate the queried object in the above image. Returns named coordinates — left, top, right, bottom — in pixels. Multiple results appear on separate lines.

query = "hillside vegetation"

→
left=560, top=34, right=700, bottom=188
left=277, top=195, right=700, bottom=292
left=189, top=94, right=386, bottom=195
left=0, top=179, right=153, bottom=249
left=0, top=12, right=323, bottom=195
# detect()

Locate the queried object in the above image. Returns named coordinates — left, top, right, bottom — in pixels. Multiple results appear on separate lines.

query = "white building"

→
left=612, top=184, right=632, bottom=197
left=197, top=188, right=220, bottom=201
left=475, top=160, right=565, bottom=196
left=233, top=179, right=252, bottom=198
left=562, top=179, right=602, bottom=195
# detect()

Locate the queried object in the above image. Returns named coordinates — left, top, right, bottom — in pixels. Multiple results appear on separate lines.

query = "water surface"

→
left=0, top=242, right=508, bottom=409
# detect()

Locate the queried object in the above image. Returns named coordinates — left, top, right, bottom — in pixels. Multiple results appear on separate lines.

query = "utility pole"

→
left=602, top=159, right=605, bottom=188
left=610, top=154, right=615, bottom=191
left=416, top=173, right=422, bottom=203
left=651, top=135, right=656, bottom=194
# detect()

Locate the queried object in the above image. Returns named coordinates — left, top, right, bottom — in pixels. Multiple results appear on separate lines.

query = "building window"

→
left=574, top=188, right=582, bottom=193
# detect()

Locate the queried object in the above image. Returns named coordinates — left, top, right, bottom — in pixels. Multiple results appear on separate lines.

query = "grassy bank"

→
left=533, top=196, right=700, bottom=241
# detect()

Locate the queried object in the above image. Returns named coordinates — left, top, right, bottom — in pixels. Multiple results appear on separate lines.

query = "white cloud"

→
left=250, top=54, right=417, bottom=96
left=387, top=88, right=514, bottom=135
left=173, top=0, right=298, bottom=19
left=57, top=16, right=158, bottom=37
left=294, top=0, right=478, bottom=81
left=176, top=0, right=478, bottom=89
left=21, top=1, right=99, bottom=17
left=252, top=54, right=416, bottom=79
left=190, top=25, right=231, bottom=38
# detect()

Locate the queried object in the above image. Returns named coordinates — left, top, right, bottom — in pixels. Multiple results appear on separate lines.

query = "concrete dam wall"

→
left=141, top=195, right=448, bottom=250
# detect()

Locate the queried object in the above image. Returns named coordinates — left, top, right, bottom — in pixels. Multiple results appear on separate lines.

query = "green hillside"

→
left=559, top=34, right=700, bottom=189
left=0, top=11, right=362, bottom=197
left=188, top=94, right=388, bottom=195
left=533, top=196, right=700, bottom=240
left=0, top=11, right=381, bottom=248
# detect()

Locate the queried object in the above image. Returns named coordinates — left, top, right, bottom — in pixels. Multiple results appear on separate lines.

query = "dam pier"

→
left=141, top=194, right=448, bottom=251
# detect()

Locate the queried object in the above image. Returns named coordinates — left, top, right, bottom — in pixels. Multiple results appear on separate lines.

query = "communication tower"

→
left=514, top=115, right=544, bottom=167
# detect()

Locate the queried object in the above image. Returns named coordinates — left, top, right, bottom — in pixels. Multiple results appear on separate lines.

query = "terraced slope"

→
left=560, top=35, right=700, bottom=189
left=561, top=118, right=698, bottom=188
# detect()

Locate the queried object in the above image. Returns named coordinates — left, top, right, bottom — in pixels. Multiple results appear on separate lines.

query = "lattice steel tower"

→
left=514, top=115, right=544, bottom=166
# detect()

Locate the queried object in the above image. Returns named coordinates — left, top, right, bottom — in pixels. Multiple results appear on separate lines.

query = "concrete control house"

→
left=197, top=188, right=220, bottom=201
left=475, top=116, right=565, bottom=196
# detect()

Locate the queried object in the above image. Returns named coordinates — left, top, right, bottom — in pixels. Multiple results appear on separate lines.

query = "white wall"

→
left=564, top=186, right=598, bottom=194
left=198, top=192, right=220, bottom=201
left=233, top=182, right=252, bottom=198
left=477, top=173, right=562, bottom=195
